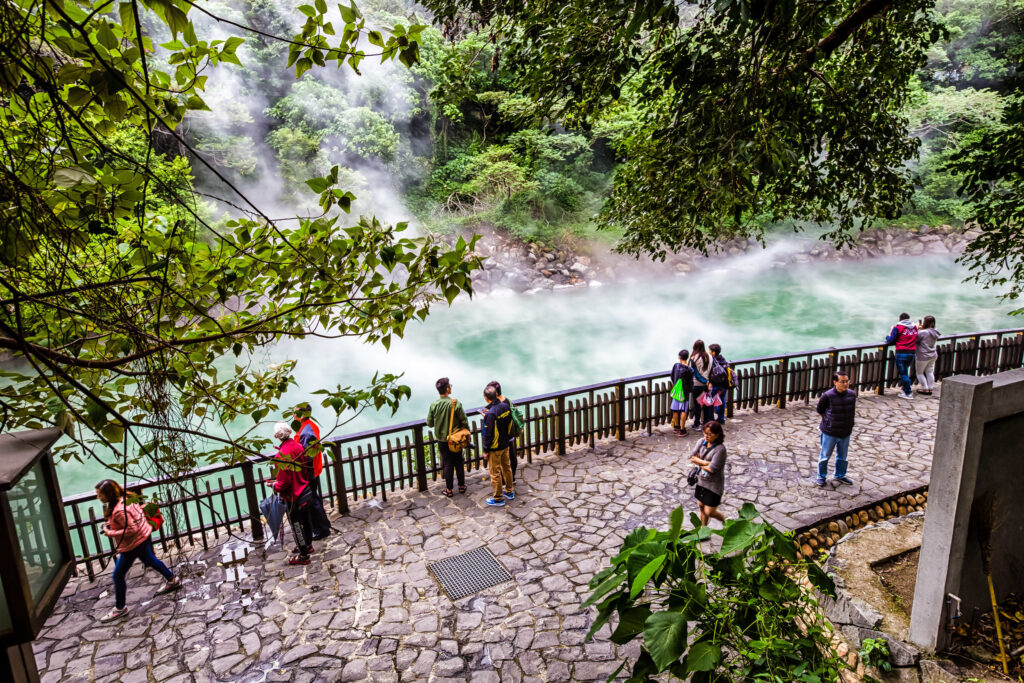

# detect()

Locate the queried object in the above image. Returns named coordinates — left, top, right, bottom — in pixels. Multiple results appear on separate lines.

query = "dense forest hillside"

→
left=182, top=0, right=1022, bottom=249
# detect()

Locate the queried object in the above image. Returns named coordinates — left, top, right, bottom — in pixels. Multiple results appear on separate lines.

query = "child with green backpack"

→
left=670, top=350, right=693, bottom=436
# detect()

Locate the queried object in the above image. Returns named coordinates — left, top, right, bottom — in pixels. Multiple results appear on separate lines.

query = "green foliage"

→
left=859, top=637, right=893, bottom=673
left=949, top=94, right=1024, bottom=312
left=425, top=0, right=944, bottom=258
left=583, top=503, right=844, bottom=681
left=0, top=0, right=480, bottom=473
left=266, top=81, right=401, bottom=162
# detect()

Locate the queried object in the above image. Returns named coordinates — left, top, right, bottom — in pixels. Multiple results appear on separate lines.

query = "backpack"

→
left=709, top=357, right=729, bottom=387
left=142, top=501, right=164, bottom=533
left=508, top=400, right=525, bottom=439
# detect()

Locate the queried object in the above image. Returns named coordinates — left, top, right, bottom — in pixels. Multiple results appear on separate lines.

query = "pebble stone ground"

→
left=35, top=387, right=941, bottom=682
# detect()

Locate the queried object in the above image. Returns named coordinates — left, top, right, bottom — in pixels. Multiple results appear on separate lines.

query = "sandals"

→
left=442, top=488, right=454, bottom=498
left=458, top=485, right=467, bottom=494
left=155, top=577, right=181, bottom=596
left=288, top=554, right=311, bottom=565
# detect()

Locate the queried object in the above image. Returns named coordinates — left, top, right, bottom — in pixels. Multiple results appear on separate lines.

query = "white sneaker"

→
left=897, top=392, right=914, bottom=400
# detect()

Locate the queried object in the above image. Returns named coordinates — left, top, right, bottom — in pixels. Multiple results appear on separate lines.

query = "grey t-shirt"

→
left=916, top=328, right=941, bottom=361
left=691, top=440, right=727, bottom=496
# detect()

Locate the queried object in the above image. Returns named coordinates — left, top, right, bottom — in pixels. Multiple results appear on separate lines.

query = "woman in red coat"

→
left=272, top=423, right=314, bottom=564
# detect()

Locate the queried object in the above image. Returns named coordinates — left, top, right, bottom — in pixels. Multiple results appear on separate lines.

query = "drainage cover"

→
left=428, top=546, right=513, bottom=600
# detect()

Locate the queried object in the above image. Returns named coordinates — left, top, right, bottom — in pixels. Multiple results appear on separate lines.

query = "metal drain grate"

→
left=428, top=546, right=513, bottom=600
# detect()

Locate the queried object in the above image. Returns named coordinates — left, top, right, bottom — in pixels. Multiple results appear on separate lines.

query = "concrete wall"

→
left=908, top=367, right=1024, bottom=652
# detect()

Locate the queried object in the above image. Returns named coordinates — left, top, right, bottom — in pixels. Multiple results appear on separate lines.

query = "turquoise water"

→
left=53, top=252, right=1019, bottom=497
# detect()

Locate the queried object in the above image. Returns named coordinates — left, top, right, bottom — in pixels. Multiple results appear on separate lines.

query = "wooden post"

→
left=240, top=459, right=263, bottom=542
left=413, top=425, right=428, bottom=492
left=877, top=345, right=888, bottom=395
left=616, top=381, right=626, bottom=440
left=554, top=396, right=567, bottom=455
left=331, top=442, right=350, bottom=514
left=778, top=358, right=788, bottom=409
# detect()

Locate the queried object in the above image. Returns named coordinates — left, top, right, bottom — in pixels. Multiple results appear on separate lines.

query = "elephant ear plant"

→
left=584, top=504, right=845, bottom=682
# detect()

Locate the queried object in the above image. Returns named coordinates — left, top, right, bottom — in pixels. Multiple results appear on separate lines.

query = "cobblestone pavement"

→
left=35, top=388, right=941, bottom=682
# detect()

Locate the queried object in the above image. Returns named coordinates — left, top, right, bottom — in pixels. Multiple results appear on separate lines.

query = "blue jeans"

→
left=712, top=388, right=728, bottom=422
left=113, top=538, right=173, bottom=608
left=818, top=432, right=850, bottom=479
left=895, top=352, right=914, bottom=395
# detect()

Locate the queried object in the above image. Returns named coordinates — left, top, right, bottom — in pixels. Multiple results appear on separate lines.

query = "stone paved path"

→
left=35, top=388, right=941, bottom=682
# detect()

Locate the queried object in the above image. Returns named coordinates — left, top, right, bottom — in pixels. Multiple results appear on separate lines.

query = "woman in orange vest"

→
left=293, top=403, right=332, bottom=539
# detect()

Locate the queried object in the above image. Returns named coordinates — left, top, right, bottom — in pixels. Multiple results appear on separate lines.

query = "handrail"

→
left=59, top=326, right=1024, bottom=579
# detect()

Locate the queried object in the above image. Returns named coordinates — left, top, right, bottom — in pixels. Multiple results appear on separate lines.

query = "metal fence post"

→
left=616, top=380, right=626, bottom=440
left=414, top=425, right=429, bottom=492
left=328, top=443, right=349, bottom=515
left=778, top=358, right=788, bottom=409
left=240, top=459, right=263, bottom=541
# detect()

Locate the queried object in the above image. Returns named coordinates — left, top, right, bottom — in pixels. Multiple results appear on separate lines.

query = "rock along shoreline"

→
left=451, top=224, right=978, bottom=296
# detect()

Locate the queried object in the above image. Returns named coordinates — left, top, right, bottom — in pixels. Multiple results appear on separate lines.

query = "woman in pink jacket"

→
left=272, top=422, right=315, bottom=565
left=96, top=479, right=180, bottom=622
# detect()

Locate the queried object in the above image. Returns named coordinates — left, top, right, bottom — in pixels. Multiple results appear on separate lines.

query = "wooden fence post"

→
left=331, top=442, right=350, bottom=514
left=240, top=459, right=263, bottom=541
left=877, top=345, right=888, bottom=395
left=778, top=358, right=788, bottom=409
left=616, top=381, right=626, bottom=440
left=554, top=396, right=567, bottom=455
left=414, top=425, right=429, bottom=492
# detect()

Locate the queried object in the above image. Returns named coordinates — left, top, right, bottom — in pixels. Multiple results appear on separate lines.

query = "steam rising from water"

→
left=269, top=253, right=1018, bottom=434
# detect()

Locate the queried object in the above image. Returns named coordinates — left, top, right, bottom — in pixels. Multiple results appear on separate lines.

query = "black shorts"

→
left=694, top=485, right=721, bottom=508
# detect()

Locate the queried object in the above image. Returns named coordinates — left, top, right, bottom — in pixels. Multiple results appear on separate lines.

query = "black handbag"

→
left=686, top=466, right=700, bottom=487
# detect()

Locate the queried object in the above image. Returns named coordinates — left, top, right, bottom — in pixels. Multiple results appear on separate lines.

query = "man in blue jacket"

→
left=815, top=371, right=857, bottom=487
left=481, top=385, right=515, bottom=507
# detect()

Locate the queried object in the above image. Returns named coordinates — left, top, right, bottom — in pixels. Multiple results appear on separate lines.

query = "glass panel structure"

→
left=9, top=462, right=64, bottom=606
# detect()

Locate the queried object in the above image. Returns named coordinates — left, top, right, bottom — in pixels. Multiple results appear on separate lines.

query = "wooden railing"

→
left=62, top=327, right=1024, bottom=579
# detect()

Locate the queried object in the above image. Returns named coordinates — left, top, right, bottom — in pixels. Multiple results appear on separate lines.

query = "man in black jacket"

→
left=481, top=385, right=514, bottom=507
left=815, top=371, right=857, bottom=487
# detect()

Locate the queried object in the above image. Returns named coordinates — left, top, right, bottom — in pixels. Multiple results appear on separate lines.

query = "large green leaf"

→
left=685, top=641, right=722, bottom=672
left=610, top=605, right=652, bottom=645
left=630, top=554, right=666, bottom=598
left=717, top=519, right=762, bottom=557
left=643, top=611, right=687, bottom=671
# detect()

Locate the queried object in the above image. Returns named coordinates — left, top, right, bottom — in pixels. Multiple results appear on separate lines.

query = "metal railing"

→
left=62, top=327, right=1024, bottom=579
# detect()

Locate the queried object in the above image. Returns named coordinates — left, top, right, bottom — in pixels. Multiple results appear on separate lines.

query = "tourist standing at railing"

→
left=688, top=340, right=713, bottom=428
left=708, top=344, right=733, bottom=424
left=96, top=479, right=180, bottom=623
left=272, top=422, right=315, bottom=565
left=292, top=403, right=332, bottom=540
left=426, top=377, right=469, bottom=497
left=670, top=350, right=693, bottom=436
left=886, top=313, right=919, bottom=400
left=481, top=385, right=515, bottom=507
left=689, top=420, right=727, bottom=528
left=915, top=316, right=941, bottom=396
left=487, top=381, right=517, bottom=481
left=815, top=371, right=857, bottom=487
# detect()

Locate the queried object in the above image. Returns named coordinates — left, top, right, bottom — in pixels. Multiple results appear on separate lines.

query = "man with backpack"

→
left=708, top=344, right=734, bottom=424
left=481, top=384, right=515, bottom=506
left=426, top=377, right=470, bottom=497
left=487, top=381, right=523, bottom=481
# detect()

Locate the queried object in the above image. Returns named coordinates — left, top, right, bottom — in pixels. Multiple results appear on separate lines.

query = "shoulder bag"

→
left=446, top=399, right=472, bottom=453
